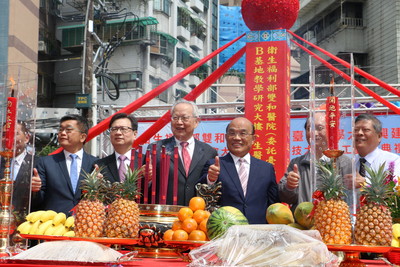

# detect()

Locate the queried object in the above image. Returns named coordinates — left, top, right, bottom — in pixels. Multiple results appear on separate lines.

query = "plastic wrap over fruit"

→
left=189, top=225, right=338, bottom=267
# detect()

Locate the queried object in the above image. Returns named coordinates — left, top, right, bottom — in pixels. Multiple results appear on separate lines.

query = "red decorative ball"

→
left=241, top=0, right=299, bottom=31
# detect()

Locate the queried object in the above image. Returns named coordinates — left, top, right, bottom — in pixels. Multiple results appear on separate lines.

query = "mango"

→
left=294, top=202, right=314, bottom=229
left=266, top=203, right=294, bottom=224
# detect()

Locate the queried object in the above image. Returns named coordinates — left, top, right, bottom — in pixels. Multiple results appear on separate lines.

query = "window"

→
left=150, top=76, right=169, bottom=102
left=105, top=72, right=143, bottom=90
left=178, top=7, right=191, bottom=28
left=154, top=0, right=171, bottom=16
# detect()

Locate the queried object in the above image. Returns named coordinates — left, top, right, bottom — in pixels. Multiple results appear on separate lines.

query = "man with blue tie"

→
left=31, top=114, right=98, bottom=215
left=199, top=117, right=280, bottom=224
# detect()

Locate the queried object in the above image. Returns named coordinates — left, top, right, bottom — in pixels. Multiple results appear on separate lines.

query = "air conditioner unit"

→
left=38, top=41, right=47, bottom=53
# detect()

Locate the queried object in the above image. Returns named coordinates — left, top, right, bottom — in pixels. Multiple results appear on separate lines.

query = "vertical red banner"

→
left=245, top=30, right=291, bottom=182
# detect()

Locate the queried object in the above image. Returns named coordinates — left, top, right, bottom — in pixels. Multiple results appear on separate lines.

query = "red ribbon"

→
left=308, top=190, right=325, bottom=218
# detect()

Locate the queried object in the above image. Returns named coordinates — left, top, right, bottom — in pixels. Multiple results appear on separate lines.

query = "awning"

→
left=106, top=16, right=158, bottom=26
left=152, top=31, right=178, bottom=45
left=58, top=16, right=158, bottom=30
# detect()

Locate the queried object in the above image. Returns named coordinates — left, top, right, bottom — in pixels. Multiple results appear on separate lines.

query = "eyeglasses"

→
left=58, top=127, right=82, bottom=134
left=226, top=131, right=253, bottom=138
left=171, top=116, right=195, bottom=122
left=110, top=126, right=133, bottom=134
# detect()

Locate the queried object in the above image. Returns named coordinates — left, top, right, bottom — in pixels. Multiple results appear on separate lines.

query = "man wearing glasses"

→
left=31, top=114, right=98, bottom=216
left=150, top=99, right=217, bottom=206
left=200, top=117, right=280, bottom=224
left=94, top=113, right=143, bottom=183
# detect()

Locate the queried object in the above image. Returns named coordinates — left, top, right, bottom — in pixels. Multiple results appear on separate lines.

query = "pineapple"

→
left=313, top=161, right=352, bottom=244
left=74, top=168, right=109, bottom=237
left=354, top=163, right=393, bottom=246
left=104, top=167, right=141, bottom=238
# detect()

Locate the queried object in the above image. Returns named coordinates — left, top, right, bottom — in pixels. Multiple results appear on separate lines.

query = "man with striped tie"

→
left=200, top=117, right=280, bottom=224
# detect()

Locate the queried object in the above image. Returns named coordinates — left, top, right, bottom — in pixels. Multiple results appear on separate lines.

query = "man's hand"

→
left=31, top=168, right=42, bottom=192
left=286, top=164, right=301, bottom=190
left=344, top=173, right=366, bottom=189
left=142, top=162, right=153, bottom=182
left=208, top=156, right=220, bottom=182
left=93, top=164, right=104, bottom=179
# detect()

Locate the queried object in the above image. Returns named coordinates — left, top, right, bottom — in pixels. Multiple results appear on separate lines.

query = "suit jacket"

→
left=150, top=137, right=218, bottom=206
left=0, top=153, right=36, bottom=222
left=94, top=150, right=139, bottom=184
left=199, top=153, right=280, bottom=224
left=32, top=151, right=98, bottom=216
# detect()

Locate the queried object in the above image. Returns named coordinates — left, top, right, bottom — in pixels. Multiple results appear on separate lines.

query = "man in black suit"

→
left=1, top=121, right=36, bottom=224
left=31, top=114, right=98, bottom=216
left=94, top=113, right=141, bottom=183
left=151, top=100, right=218, bottom=206
left=200, top=117, right=280, bottom=224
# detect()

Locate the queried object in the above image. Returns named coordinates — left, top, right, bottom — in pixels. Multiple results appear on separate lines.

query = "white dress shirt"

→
left=356, top=147, right=400, bottom=178
left=64, top=149, right=84, bottom=176
left=11, top=150, right=27, bottom=180
left=175, top=136, right=195, bottom=160
left=115, top=151, right=132, bottom=169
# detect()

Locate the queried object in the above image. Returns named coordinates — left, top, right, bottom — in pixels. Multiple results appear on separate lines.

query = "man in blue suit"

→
left=31, top=114, right=98, bottom=216
left=200, top=117, right=280, bottom=224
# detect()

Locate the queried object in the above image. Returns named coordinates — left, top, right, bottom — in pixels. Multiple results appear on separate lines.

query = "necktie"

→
left=70, top=154, right=78, bottom=193
left=180, top=142, right=191, bottom=176
left=359, top=157, right=367, bottom=177
left=238, top=158, right=248, bottom=196
left=118, top=155, right=127, bottom=182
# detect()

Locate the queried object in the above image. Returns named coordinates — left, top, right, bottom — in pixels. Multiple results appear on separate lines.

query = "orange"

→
left=178, top=207, right=193, bottom=222
left=198, top=218, right=208, bottom=233
left=188, top=230, right=207, bottom=241
left=172, top=229, right=188, bottom=241
left=163, top=229, right=174, bottom=241
left=172, top=219, right=183, bottom=230
left=189, top=197, right=206, bottom=212
left=181, top=218, right=198, bottom=234
left=193, top=210, right=209, bottom=224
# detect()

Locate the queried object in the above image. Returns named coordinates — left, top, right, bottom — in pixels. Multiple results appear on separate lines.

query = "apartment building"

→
left=37, top=0, right=217, bottom=112
left=292, top=0, right=400, bottom=96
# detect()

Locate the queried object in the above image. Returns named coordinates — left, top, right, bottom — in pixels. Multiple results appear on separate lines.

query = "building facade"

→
left=38, top=0, right=217, bottom=111
left=292, top=0, right=400, bottom=96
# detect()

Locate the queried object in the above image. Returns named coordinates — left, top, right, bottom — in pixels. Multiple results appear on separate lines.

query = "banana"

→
left=17, top=221, right=32, bottom=234
left=63, top=231, right=75, bottom=237
left=64, top=216, right=75, bottom=228
left=44, top=225, right=57, bottom=236
left=53, top=225, right=67, bottom=236
left=392, top=238, right=400, bottom=247
left=28, top=211, right=46, bottom=223
left=40, top=210, right=57, bottom=222
left=393, top=223, right=400, bottom=240
left=53, top=213, right=67, bottom=226
left=36, top=220, right=53, bottom=235
left=28, top=220, right=41, bottom=235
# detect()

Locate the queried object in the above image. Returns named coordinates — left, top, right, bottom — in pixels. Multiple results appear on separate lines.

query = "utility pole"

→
left=82, top=0, right=96, bottom=155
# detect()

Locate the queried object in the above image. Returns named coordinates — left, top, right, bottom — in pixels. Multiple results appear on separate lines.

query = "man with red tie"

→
left=150, top=100, right=217, bottom=206
left=199, top=117, right=280, bottom=224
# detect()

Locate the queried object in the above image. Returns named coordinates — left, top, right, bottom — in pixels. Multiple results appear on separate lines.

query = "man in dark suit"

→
left=199, top=117, right=280, bottom=224
left=94, top=113, right=141, bottom=183
left=31, top=114, right=98, bottom=216
left=1, top=121, right=36, bottom=224
left=150, top=100, right=217, bottom=206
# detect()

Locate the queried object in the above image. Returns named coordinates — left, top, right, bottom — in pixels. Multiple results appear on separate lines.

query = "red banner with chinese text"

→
left=245, top=30, right=291, bottom=182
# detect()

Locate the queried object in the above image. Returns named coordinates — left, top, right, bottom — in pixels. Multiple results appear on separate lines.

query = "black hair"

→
left=109, top=113, right=138, bottom=131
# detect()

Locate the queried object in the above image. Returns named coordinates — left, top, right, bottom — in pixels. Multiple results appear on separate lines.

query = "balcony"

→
left=190, top=0, right=204, bottom=13
left=189, top=74, right=201, bottom=88
left=177, top=26, right=190, bottom=42
left=190, top=35, right=203, bottom=51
